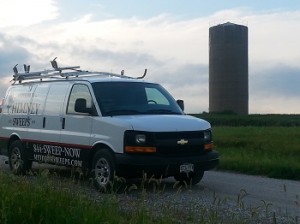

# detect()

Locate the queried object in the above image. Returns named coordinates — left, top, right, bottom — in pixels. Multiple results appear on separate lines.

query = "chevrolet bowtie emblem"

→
left=177, top=139, right=188, bottom=145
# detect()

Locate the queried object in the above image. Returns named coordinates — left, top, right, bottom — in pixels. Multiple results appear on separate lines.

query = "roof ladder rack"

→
left=12, top=58, right=81, bottom=83
left=11, top=58, right=148, bottom=83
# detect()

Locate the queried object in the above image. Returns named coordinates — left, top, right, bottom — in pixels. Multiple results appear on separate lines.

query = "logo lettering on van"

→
left=33, top=144, right=81, bottom=159
left=12, top=117, right=31, bottom=127
left=8, top=102, right=40, bottom=115
left=33, top=154, right=83, bottom=167
left=33, top=144, right=83, bottom=167
left=6, top=92, right=40, bottom=115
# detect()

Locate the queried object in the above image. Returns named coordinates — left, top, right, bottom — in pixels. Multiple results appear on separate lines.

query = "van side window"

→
left=145, top=87, right=170, bottom=105
left=44, top=83, right=69, bottom=115
left=67, top=84, right=93, bottom=114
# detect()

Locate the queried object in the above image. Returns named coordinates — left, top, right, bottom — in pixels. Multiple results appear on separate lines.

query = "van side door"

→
left=60, top=83, right=94, bottom=167
left=25, top=83, right=49, bottom=142
left=41, top=83, right=70, bottom=143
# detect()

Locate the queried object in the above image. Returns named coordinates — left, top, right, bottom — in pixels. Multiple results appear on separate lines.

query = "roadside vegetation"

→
left=0, top=171, right=176, bottom=224
left=0, top=170, right=293, bottom=224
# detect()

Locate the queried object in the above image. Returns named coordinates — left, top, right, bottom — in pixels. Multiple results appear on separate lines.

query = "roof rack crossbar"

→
left=51, top=57, right=80, bottom=72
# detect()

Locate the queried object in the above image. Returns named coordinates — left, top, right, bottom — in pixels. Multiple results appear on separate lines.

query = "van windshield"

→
left=92, top=82, right=183, bottom=116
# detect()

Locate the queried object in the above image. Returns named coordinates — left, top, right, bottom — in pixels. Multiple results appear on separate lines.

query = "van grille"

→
left=154, top=131, right=205, bottom=157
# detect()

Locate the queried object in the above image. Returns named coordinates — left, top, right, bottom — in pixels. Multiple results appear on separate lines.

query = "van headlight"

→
left=135, top=134, right=146, bottom=144
left=203, top=129, right=213, bottom=151
left=204, top=130, right=212, bottom=142
left=124, top=131, right=156, bottom=153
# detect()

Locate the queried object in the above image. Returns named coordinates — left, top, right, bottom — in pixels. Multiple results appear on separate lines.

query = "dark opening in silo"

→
left=209, top=22, right=248, bottom=115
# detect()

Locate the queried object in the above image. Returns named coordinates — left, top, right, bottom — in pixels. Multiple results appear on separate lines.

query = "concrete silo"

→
left=209, top=22, right=248, bottom=114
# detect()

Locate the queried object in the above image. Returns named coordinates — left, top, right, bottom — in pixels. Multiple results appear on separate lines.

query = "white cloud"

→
left=0, top=0, right=58, bottom=27
left=250, top=95, right=300, bottom=114
left=247, top=11, right=300, bottom=69
left=0, top=77, right=11, bottom=97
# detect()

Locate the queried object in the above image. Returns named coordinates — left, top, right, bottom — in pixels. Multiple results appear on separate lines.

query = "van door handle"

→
left=62, top=117, right=65, bottom=129
left=43, top=117, right=46, bottom=128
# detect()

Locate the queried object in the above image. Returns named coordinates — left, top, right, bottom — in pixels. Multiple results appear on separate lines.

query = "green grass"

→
left=191, top=113, right=300, bottom=180
left=0, top=173, right=113, bottom=224
left=213, top=126, right=300, bottom=180
left=0, top=171, right=262, bottom=224
left=0, top=171, right=176, bottom=224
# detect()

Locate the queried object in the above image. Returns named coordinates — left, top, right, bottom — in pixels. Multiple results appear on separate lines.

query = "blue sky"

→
left=1, top=0, right=300, bottom=114
left=57, top=0, right=300, bottom=19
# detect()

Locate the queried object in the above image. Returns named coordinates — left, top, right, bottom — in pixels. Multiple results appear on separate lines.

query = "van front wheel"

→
left=92, top=149, right=115, bottom=192
left=8, top=140, right=32, bottom=175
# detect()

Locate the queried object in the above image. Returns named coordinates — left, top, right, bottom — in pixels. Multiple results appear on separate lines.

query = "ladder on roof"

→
left=12, top=57, right=147, bottom=83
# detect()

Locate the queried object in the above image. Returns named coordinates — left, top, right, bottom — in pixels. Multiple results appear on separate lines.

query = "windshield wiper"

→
left=147, top=109, right=180, bottom=115
left=105, top=109, right=143, bottom=116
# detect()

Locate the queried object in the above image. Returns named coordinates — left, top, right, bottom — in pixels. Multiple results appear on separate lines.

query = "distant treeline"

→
left=192, top=113, right=300, bottom=127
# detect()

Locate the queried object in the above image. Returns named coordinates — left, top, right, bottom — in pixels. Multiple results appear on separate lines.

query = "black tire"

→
left=8, top=140, right=32, bottom=175
left=174, top=171, right=204, bottom=186
left=92, top=149, right=115, bottom=192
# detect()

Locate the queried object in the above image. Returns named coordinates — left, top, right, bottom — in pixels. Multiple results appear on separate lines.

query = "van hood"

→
left=114, top=114, right=211, bottom=132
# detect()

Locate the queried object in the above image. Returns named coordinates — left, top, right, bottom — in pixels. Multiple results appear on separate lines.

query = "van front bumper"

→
left=115, top=150, right=219, bottom=177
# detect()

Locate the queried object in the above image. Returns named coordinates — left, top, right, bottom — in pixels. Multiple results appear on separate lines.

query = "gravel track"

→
left=0, top=155, right=299, bottom=223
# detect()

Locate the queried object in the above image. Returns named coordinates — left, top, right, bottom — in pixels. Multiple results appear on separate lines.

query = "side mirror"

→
left=0, top=98, right=3, bottom=113
left=177, top=99, right=184, bottom=111
left=75, top=98, right=91, bottom=114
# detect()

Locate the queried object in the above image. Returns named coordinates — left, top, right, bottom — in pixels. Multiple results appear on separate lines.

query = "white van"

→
left=0, top=60, right=219, bottom=190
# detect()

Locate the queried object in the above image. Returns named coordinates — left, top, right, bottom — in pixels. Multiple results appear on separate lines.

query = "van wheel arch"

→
left=89, top=144, right=115, bottom=168
left=8, top=135, right=21, bottom=149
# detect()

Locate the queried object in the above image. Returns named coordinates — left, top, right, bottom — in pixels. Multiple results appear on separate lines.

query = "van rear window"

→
left=3, top=85, right=36, bottom=114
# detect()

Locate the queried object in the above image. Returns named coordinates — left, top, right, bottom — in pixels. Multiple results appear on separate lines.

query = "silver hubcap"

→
left=11, top=147, right=22, bottom=171
left=95, top=158, right=110, bottom=186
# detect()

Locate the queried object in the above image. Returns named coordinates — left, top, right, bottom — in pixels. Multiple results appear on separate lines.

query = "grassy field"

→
left=194, top=113, right=300, bottom=180
left=213, top=126, right=300, bottom=180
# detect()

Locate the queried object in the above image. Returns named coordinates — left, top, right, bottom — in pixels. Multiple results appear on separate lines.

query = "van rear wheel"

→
left=8, top=140, right=32, bottom=175
left=92, top=149, right=115, bottom=192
